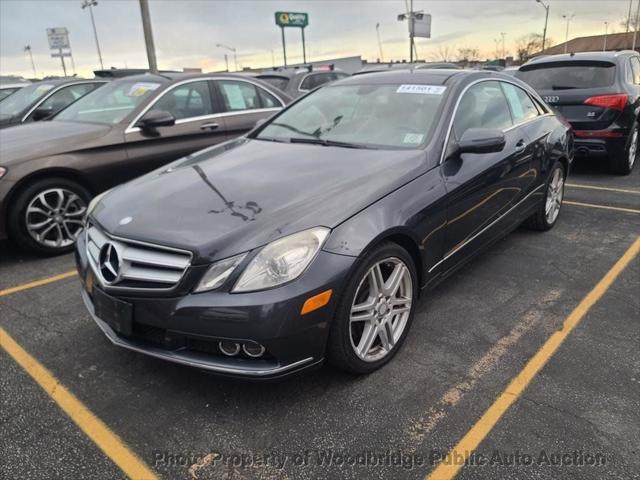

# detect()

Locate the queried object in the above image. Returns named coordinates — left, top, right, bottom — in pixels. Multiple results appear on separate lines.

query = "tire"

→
left=8, top=177, right=91, bottom=255
left=523, top=161, right=565, bottom=232
left=611, top=121, right=638, bottom=175
left=326, top=242, right=419, bottom=374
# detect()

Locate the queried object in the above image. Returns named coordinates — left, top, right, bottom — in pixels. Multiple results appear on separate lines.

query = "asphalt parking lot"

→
left=1, top=158, right=639, bottom=480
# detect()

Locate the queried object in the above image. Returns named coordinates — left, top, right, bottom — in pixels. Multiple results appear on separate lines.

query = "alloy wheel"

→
left=25, top=188, right=87, bottom=248
left=545, top=168, right=564, bottom=225
left=349, top=257, right=413, bottom=362
left=628, top=125, right=638, bottom=170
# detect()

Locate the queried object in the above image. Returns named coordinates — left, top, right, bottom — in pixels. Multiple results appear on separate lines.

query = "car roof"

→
left=256, top=69, right=345, bottom=80
left=337, top=68, right=473, bottom=86
left=524, top=50, right=636, bottom=67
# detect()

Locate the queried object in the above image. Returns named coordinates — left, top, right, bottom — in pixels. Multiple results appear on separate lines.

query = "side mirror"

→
left=31, top=107, right=54, bottom=121
left=458, top=128, right=506, bottom=154
left=137, top=110, right=176, bottom=130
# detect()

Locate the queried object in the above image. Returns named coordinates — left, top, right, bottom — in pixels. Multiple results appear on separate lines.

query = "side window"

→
left=37, top=84, right=98, bottom=113
left=218, top=80, right=261, bottom=111
left=257, top=87, right=282, bottom=108
left=300, top=73, right=333, bottom=91
left=149, top=81, right=213, bottom=120
left=501, top=83, right=539, bottom=123
left=630, top=57, right=640, bottom=84
left=453, top=81, right=513, bottom=139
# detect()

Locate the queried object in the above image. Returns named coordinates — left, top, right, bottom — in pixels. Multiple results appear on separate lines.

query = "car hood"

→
left=0, top=121, right=111, bottom=164
left=93, top=138, right=429, bottom=264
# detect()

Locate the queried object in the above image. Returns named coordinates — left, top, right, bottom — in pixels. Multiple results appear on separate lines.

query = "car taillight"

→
left=584, top=94, right=628, bottom=111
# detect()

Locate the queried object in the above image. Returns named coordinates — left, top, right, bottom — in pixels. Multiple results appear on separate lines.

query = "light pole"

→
left=223, top=54, right=229, bottom=72
left=138, top=0, right=158, bottom=73
left=604, top=22, right=609, bottom=51
left=562, top=14, right=575, bottom=53
left=500, top=32, right=507, bottom=59
left=376, top=23, right=385, bottom=62
left=634, top=0, right=640, bottom=50
left=493, top=38, right=500, bottom=59
left=216, top=44, right=238, bottom=71
left=535, top=0, right=550, bottom=51
left=24, top=45, right=37, bottom=77
left=81, top=0, right=104, bottom=70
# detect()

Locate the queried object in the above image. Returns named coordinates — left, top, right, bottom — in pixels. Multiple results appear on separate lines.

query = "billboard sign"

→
left=410, top=14, right=431, bottom=38
left=275, top=12, right=309, bottom=28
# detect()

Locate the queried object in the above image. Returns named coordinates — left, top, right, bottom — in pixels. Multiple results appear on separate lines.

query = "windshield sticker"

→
left=397, top=84, right=446, bottom=95
left=127, top=82, right=161, bottom=97
left=222, top=84, right=247, bottom=110
left=35, top=84, right=55, bottom=95
left=403, top=133, right=424, bottom=144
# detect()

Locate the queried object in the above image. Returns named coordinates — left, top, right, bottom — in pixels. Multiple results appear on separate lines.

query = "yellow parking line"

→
left=0, top=327, right=158, bottom=480
left=0, top=270, right=77, bottom=297
left=425, top=236, right=640, bottom=480
left=565, top=183, right=640, bottom=195
left=564, top=200, right=640, bottom=214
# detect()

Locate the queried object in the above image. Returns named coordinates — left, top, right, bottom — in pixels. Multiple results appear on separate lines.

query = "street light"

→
left=24, top=45, right=37, bottom=77
left=376, top=23, right=385, bottom=62
left=535, top=0, right=550, bottom=51
left=562, top=13, right=575, bottom=53
left=216, top=44, right=238, bottom=71
left=81, top=0, right=104, bottom=70
left=500, top=32, right=507, bottom=59
left=604, top=21, right=609, bottom=51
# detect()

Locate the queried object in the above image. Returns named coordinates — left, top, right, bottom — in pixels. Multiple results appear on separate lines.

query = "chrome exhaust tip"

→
left=218, top=341, right=241, bottom=356
left=242, top=342, right=266, bottom=358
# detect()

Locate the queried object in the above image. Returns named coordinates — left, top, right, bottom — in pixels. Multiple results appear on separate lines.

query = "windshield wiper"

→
left=269, top=122, right=316, bottom=137
left=289, top=137, right=375, bottom=149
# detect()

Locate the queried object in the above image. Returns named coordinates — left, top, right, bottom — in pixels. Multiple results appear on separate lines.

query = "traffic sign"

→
left=47, top=27, right=70, bottom=50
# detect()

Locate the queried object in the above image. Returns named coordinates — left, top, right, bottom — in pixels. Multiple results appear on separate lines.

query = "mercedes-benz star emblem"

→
left=99, top=243, right=120, bottom=283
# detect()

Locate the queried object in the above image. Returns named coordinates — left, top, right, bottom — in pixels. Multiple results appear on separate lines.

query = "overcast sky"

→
left=0, top=0, right=632, bottom=78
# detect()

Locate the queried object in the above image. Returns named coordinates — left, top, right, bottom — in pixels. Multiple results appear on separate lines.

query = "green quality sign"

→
left=275, top=11, right=309, bottom=28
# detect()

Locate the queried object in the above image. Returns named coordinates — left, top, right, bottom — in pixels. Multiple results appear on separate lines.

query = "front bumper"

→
left=75, top=233, right=355, bottom=380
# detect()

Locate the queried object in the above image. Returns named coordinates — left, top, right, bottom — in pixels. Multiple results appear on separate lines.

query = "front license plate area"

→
left=93, top=288, right=133, bottom=337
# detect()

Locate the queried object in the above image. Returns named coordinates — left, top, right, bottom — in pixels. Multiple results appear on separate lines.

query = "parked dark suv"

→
left=0, top=73, right=290, bottom=255
left=256, top=66, right=349, bottom=98
left=517, top=51, right=640, bottom=174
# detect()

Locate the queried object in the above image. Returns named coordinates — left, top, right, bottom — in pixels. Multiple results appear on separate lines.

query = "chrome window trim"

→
left=438, top=77, right=553, bottom=165
left=428, top=183, right=545, bottom=273
left=21, top=80, right=108, bottom=122
left=124, top=76, right=286, bottom=134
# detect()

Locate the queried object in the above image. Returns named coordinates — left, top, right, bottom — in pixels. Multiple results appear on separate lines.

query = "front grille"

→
left=86, top=224, right=191, bottom=290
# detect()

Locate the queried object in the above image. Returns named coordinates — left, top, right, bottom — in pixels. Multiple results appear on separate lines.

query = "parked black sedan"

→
left=0, top=78, right=106, bottom=128
left=0, top=73, right=290, bottom=254
left=517, top=50, right=639, bottom=175
left=76, top=69, right=572, bottom=379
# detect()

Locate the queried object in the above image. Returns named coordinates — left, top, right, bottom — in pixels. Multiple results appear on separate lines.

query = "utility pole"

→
left=536, top=0, right=550, bottom=51
left=634, top=0, right=640, bottom=50
left=139, top=0, right=158, bottom=73
left=626, top=0, right=633, bottom=32
left=376, top=23, right=385, bottom=61
left=216, top=44, right=238, bottom=71
left=501, top=32, right=506, bottom=59
left=493, top=39, right=500, bottom=59
left=81, top=0, right=104, bottom=70
left=224, top=54, right=229, bottom=72
left=397, top=0, right=422, bottom=63
left=24, top=45, right=37, bottom=77
left=604, top=22, right=609, bottom=51
left=562, top=14, right=575, bottom=53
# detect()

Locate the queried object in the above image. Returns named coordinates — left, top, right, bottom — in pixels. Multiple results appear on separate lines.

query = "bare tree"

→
left=457, top=47, right=480, bottom=66
left=432, top=45, right=454, bottom=62
left=516, top=33, right=553, bottom=62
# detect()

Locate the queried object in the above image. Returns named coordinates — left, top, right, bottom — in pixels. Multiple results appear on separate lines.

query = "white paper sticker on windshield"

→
left=403, top=133, right=424, bottom=144
left=127, top=82, right=161, bottom=97
left=397, top=84, right=446, bottom=95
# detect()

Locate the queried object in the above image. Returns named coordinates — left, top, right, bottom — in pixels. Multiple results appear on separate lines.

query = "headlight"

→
left=194, top=253, right=247, bottom=293
left=84, top=189, right=110, bottom=223
left=0, top=167, right=6, bottom=179
left=233, top=227, right=330, bottom=292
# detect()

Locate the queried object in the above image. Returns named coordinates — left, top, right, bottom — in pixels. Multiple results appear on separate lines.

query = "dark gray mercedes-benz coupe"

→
left=76, top=69, right=572, bottom=379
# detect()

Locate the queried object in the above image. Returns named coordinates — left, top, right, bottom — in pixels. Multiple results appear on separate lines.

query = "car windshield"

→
left=0, top=82, right=56, bottom=117
left=516, top=61, right=616, bottom=90
left=0, top=87, right=22, bottom=102
left=54, top=79, right=162, bottom=125
left=256, top=83, right=446, bottom=149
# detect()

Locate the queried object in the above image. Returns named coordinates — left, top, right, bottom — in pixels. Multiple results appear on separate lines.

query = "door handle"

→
left=514, top=140, right=527, bottom=153
left=200, top=123, right=220, bottom=131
